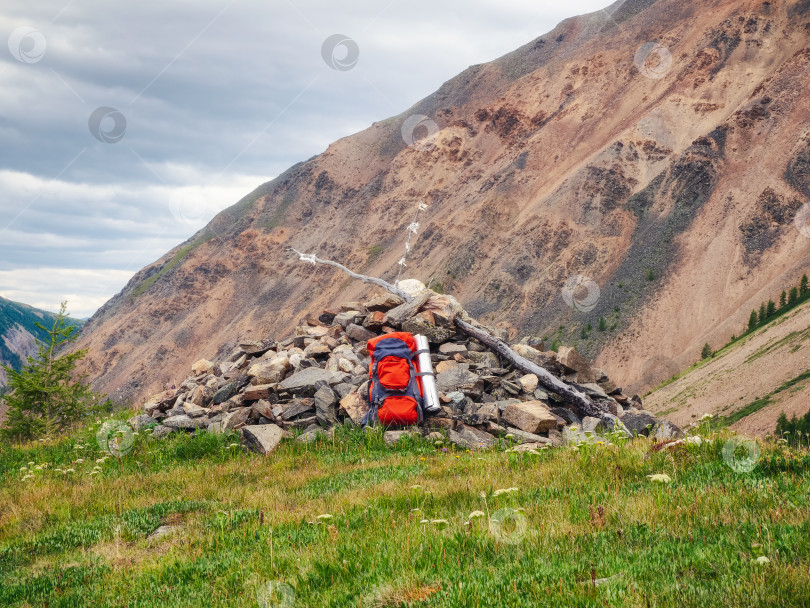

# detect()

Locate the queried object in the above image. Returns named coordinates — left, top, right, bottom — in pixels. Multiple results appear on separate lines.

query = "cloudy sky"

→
left=0, top=0, right=611, bottom=318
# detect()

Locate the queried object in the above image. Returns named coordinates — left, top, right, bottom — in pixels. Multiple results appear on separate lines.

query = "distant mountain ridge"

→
left=0, top=297, right=83, bottom=389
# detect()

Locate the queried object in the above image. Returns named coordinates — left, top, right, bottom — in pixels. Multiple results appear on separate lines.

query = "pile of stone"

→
left=130, top=288, right=682, bottom=454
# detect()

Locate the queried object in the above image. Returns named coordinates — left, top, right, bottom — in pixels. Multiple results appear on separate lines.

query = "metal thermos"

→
left=414, top=334, right=441, bottom=413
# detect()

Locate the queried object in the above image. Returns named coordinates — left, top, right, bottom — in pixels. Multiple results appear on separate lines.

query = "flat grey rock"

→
left=241, top=424, right=284, bottom=454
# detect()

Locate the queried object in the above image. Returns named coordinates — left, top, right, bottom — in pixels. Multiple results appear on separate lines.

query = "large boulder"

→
left=465, top=351, right=499, bottom=368
left=334, top=310, right=361, bottom=328
left=163, top=415, right=206, bottom=430
left=556, top=346, right=598, bottom=383
left=242, top=384, right=274, bottom=400
left=182, top=402, right=209, bottom=418
left=281, top=398, right=316, bottom=420
left=191, top=359, right=214, bottom=376
left=448, top=424, right=496, bottom=450
left=436, top=367, right=484, bottom=394
left=313, top=386, right=339, bottom=427
left=222, top=407, right=251, bottom=430
left=345, top=323, right=376, bottom=343
left=384, top=430, right=414, bottom=445
left=384, top=291, right=431, bottom=326
left=518, top=374, right=539, bottom=393
left=652, top=420, right=684, bottom=440
left=212, top=381, right=242, bottom=405
left=128, top=414, right=158, bottom=432
left=338, top=392, right=368, bottom=425
left=582, top=414, right=630, bottom=437
left=248, top=357, right=290, bottom=384
left=152, top=425, right=175, bottom=439
left=278, top=367, right=345, bottom=393
left=241, top=424, right=284, bottom=455
left=364, top=293, right=405, bottom=312
left=401, top=314, right=455, bottom=343
left=621, top=410, right=659, bottom=436
left=550, top=407, right=581, bottom=426
left=502, top=401, right=558, bottom=434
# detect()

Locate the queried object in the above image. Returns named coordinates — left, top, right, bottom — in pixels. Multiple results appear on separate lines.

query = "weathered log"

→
left=453, top=318, right=608, bottom=419
left=288, top=248, right=414, bottom=302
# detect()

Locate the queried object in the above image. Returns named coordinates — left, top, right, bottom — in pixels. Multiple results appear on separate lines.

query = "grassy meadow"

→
left=1, top=414, right=809, bottom=607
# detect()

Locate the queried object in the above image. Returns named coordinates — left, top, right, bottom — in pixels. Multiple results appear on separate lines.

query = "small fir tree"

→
left=701, top=343, right=712, bottom=359
left=748, top=310, right=758, bottom=332
left=0, top=302, right=104, bottom=442
left=789, top=286, right=799, bottom=305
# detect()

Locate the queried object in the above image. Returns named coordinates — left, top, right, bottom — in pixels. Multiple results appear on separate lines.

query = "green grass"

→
left=1, top=414, right=809, bottom=607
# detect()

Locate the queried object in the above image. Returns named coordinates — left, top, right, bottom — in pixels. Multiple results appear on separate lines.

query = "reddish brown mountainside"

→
left=74, top=0, right=810, bottom=409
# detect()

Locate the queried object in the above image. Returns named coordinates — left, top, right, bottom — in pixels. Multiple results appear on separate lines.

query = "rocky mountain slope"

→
left=74, top=0, right=810, bottom=415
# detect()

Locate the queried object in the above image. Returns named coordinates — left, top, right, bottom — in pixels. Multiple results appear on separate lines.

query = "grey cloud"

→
left=0, top=0, right=611, bottom=316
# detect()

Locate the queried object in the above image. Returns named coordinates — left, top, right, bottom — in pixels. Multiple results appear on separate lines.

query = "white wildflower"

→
left=469, top=511, right=485, bottom=519
left=756, top=556, right=770, bottom=564
left=316, top=513, right=333, bottom=520
left=430, top=519, right=449, bottom=526
left=75, top=459, right=84, bottom=464
left=647, top=473, right=672, bottom=484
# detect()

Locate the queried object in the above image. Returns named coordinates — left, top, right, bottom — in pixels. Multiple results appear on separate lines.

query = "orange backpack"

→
left=364, top=332, right=425, bottom=426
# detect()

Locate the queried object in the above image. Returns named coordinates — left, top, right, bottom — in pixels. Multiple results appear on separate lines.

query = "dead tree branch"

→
left=288, top=248, right=414, bottom=302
